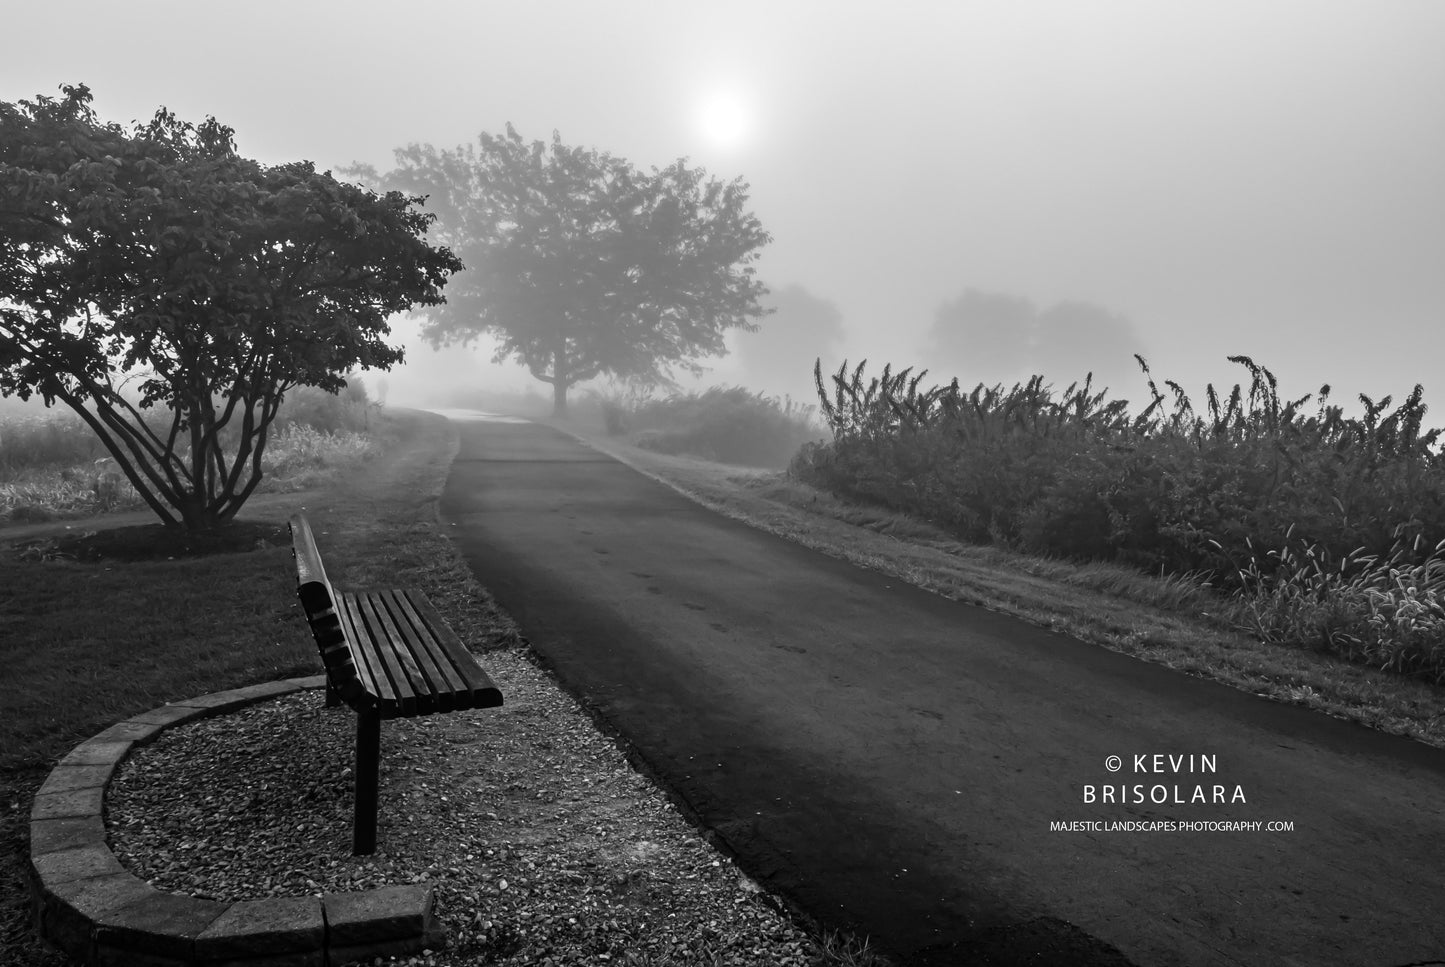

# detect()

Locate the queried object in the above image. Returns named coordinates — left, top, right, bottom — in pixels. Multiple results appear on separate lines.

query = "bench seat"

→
left=331, top=587, right=501, bottom=718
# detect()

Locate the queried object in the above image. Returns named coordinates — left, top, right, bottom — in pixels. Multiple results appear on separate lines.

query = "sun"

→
left=695, top=90, right=751, bottom=149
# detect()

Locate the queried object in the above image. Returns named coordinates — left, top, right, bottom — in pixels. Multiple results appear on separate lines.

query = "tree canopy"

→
left=347, top=126, right=772, bottom=414
left=924, top=288, right=1144, bottom=392
left=0, top=84, right=462, bottom=529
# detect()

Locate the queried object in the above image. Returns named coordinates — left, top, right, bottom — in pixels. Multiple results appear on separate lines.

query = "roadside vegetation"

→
left=791, top=356, right=1445, bottom=687
left=0, top=382, right=382, bottom=525
left=581, top=385, right=825, bottom=469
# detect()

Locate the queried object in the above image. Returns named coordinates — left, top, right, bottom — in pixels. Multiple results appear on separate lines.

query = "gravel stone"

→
left=105, top=650, right=825, bottom=966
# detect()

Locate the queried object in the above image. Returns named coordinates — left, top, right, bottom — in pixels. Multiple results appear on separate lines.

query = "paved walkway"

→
left=437, top=412, right=1445, bottom=967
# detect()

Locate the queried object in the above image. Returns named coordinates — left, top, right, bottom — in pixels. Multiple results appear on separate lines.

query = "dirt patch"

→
left=7, top=519, right=290, bottom=563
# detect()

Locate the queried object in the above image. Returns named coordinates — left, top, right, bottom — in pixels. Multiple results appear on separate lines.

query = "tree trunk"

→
left=176, top=490, right=221, bottom=532
left=551, top=346, right=569, bottom=417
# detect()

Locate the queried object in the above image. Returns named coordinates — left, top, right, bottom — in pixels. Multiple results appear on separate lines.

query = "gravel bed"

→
left=107, top=649, right=822, bottom=965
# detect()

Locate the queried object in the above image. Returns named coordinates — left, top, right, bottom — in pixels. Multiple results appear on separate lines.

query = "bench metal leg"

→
left=325, top=678, right=341, bottom=708
left=354, top=710, right=381, bottom=855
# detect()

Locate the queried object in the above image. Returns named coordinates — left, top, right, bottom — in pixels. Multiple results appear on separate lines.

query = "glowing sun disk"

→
left=696, top=91, right=750, bottom=148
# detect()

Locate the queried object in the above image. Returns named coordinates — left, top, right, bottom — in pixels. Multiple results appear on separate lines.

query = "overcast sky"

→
left=5, top=0, right=1443, bottom=413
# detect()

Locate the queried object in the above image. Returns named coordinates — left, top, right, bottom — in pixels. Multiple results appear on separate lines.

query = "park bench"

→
left=289, top=513, right=503, bottom=854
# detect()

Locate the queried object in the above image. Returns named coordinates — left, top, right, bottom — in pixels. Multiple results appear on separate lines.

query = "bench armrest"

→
left=290, top=513, right=334, bottom=615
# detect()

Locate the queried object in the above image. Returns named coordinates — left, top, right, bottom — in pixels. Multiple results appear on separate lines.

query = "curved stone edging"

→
left=29, top=677, right=443, bottom=967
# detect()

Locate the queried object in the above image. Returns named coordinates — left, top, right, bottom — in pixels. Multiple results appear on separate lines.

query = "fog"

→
left=6, top=0, right=1443, bottom=417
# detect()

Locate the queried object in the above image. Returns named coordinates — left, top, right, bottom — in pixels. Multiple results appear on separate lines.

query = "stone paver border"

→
left=29, top=677, right=444, bottom=966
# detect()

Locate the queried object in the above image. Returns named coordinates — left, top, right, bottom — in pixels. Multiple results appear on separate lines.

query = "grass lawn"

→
left=0, top=408, right=520, bottom=965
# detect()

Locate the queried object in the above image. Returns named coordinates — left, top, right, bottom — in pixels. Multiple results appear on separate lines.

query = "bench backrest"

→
left=289, top=514, right=369, bottom=709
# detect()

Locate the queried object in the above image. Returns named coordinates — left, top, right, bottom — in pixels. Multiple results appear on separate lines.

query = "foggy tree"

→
left=923, top=288, right=1144, bottom=390
left=924, top=289, right=1036, bottom=383
left=1031, top=300, right=1141, bottom=391
left=733, top=283, right=845, bottom=400
left=347, top=125, right=772, bottom=415
left=0, top=84, right=461, bottom=531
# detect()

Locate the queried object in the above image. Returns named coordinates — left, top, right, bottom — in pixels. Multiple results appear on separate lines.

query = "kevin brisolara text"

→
left=1049, top=820, right=1291, bottom=833
left=1085, top=783, right=1246, bottom=804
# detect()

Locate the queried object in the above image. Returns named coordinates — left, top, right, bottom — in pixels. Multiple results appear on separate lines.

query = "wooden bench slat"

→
left=376, top=589, right=462, bottom=714
left=353, top=592, right=418, bottom=718
left=337, top=593, right=402, bottom=716
left=409, top=591, right=487, bottom=707
left=358, top=591, right=438, bottom=715
left=395, top=590, right=499, bottom=705
left=395, top=590, right=503, bottom=708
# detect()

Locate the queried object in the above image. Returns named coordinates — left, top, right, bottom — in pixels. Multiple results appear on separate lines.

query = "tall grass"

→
left=0, top=378, right=381, bottom=523
left=795, top=356, right=1445, bottom=683
left=1226, top=528, right=1445, bottom=683
left=0, top=413, right=112, bottom=473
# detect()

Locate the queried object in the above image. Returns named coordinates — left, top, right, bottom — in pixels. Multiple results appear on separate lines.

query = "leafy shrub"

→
left=275, top=378, right=374, bottom=434
left=794, top=355, right=1445, bottom=682
left=798, top=356, right=1445, bottom=575
left=595, top=386, right=824, bottom=468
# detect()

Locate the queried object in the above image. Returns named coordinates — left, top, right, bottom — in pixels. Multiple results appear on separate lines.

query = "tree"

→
left=0, top=85, right=462, bottom=530
left=733, top=283, right=845, bottom=401
left=347, top=125, right=772, bottom=415
left=924, top=288, right=1036, bottom=384
left=1031, top=300, right=1141, bottom=392
left=923, top=288, right=1145, bottom=392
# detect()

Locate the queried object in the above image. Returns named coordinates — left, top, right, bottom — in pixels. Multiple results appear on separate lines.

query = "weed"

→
left=797, top=356, right=1445, bottom=683
left=0, top=420, right=379, bottom=523
left=1226, top=530, right=1445, bottom=684
left=261, top=424, right=379, bottom=490
left=812, top=927, right=894, bottom=966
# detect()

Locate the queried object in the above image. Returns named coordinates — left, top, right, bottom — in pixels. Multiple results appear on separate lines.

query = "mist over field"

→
left=3, top=1, right=1442, bottom=419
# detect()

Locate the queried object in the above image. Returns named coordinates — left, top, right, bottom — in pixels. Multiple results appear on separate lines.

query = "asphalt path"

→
left=437, top=412, right=1445, bottom=967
